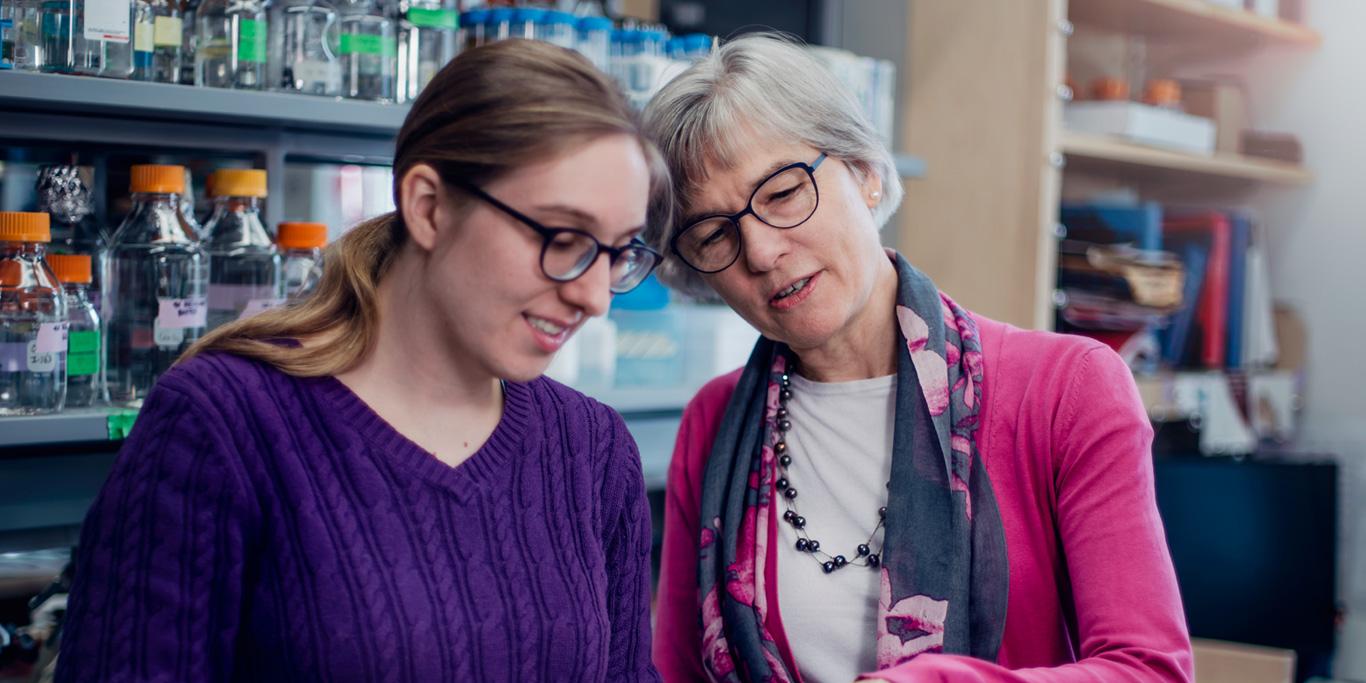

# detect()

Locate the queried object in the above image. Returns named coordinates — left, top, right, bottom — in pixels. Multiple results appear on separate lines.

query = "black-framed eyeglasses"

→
left=454, top=180, right=661, bottom=294
left=671, top=152, right=827, bottom=274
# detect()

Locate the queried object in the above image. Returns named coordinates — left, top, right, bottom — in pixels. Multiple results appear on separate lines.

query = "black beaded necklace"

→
left=772, top=371, right=886, bottom=575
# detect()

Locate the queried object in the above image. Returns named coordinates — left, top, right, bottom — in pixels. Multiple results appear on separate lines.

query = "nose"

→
left=557, top=251, right=613, bottom=318
left=739, top=213, right=788, bottom=274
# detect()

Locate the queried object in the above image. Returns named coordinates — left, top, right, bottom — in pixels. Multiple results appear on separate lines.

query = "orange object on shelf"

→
left=0, top=211, right=52, bottom=243
left=1091, top=77, right=1130, bottom=102
left=277, top=222, right=328, bottom=249
left=130, top=165, right=186, bottom=194
left=47, top=254, right=93, bottom=284
left=1143, top=79, right=1183, bottom=108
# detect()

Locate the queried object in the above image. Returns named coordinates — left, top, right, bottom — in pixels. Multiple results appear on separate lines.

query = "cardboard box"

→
left=1064, top=101, right=1216, bottom=154
left=1181, top=80, right=1249, bottom=155
left=1191, top=638, right=1295, bottom=683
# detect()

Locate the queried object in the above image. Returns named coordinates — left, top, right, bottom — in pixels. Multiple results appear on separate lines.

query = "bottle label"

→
left=291, top=59, right=340, bottom=90
left=153, top=324, right=185, bottom=348
left=27, top=340, right=58, bottom=373
left=84, top=0, right=132, bottom=43
left=36, top=322, right=70, bottom=354
left=0, top=342, right=25, bottom=372
left=134, top=16, right=154, bottom=52
left=236, top=18, right=266, bottom=63
left=153, top=15, right=182, bottom=47
left=67, top=330, right=100, bottom=377
left=340, top=33, right=397, bottom=57
left=406, top=8, right=457, bottom=30
left=156, top=296, right=208, bottom=329
left=240, top=298, right=285, bottom=319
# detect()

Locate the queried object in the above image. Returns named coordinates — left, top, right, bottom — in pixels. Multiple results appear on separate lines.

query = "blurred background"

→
left=0, top=0, right=1360, bottom=681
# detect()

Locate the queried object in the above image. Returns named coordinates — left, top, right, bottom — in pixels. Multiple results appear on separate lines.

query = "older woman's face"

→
left=688, top=135, right=885, bottom=353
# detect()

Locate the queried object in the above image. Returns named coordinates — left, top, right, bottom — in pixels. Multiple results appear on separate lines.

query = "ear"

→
left=399, top=163, right=448, bottom=252
left=858, top=162, right=884, bottom=211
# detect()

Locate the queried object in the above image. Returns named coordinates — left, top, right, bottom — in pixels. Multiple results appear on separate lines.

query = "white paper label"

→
left=293, top=59, right=340, bottom=90
left=35, top=322, right=69, bottom=354
left=134, top=17, right=154, bottom=51
left=84, top=0, right=132, bottom=43
left=156, top=296, right=207, bottom=329
left=239, top=298, right=285, bottom=320
left=26, top=340, right=57, bottom=373
left=153, top=15, right=182, bottom=47
left=152, top=322, right=185, bottom=348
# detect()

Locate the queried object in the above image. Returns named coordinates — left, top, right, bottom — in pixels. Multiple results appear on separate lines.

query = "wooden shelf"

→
left=1068, top=0, right=1321, bottom=47
left=1060, top=131, right=1313, bottom=185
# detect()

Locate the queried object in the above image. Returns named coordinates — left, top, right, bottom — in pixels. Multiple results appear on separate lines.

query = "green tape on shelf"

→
left=107, top=410, right=139, bottom=440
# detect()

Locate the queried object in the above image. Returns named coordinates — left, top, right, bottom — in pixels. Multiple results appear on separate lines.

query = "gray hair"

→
left=642, top=32, right=903, bottom=299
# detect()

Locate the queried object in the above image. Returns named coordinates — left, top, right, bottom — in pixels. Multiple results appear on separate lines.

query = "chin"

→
left=494, top=355, right=555, bottom=384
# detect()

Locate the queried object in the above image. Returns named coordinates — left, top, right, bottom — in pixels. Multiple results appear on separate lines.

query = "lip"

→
left=524, top=313, right=582, bottom=353
left=768, top=271, right=821, bottom=311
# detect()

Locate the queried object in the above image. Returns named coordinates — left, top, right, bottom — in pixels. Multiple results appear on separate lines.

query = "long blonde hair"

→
left=183, top=40, right=672, bottom=376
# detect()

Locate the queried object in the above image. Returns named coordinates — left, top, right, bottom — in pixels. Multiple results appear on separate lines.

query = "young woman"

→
left=645, top=34, right=1192, bottom=683
left=58, top=40, right=669, bottom=682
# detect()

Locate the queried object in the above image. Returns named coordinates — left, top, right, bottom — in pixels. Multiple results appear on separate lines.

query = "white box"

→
left=1064, top=101, right=1216, bottom=155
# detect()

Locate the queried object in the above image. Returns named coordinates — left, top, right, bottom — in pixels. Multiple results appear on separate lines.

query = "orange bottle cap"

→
left=47, top=253, right=93, bottom=284
left=0, top=212, right=52, bottom=243
left=277, top=222, right=328, bottom=249
left=210, top=169, right=268, bottom=198
left=130, top=164, right=187, bottom=194
left=1091, top=77, right=1130, bottom=102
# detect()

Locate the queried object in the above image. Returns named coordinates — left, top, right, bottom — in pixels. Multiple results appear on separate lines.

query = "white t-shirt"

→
left=775, top=372, right=896, bottom=683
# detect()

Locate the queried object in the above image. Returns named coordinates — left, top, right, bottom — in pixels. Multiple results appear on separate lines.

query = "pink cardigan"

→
left=653, top=313, right=1194, bottom=682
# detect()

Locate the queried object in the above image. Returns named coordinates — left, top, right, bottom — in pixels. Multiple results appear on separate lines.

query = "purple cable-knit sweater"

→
left=57, top=351, right=661, bottom=682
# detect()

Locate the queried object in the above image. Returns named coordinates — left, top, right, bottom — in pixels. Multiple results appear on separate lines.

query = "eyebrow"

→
left=682, top=158, right=800, bottom=226
left=533, top=203, right=645, bottom=243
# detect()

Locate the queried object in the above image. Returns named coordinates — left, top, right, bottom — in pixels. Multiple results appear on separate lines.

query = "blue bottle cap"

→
left=577, top=15, right=614, bottom=32
left=510, top=7, right=546, bottom=23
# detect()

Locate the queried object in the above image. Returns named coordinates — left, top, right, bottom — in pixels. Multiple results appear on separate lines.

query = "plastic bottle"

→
left=396, top=0, right=453, bottom=102
left=537, top=9, right=573, bottom=49
left=6, top=0, right=42, bottom=70
left=483, top=5, right=511, bottom=43
left=104, top=165, right=207, bottom=406
left=36, top=165, right=106, bottom=318
left=0, top=212, right=68, bottom=416
left=574, top=14, right=610, bottom=72
left=456, top=6, right=482, bottom=52
left=40, top=0, right=134, bottom=77
left=47, top=254, right=100, bottom=408
left=1, top=15, right=15, bottom=69
left=337, top=0, right=395, bottom=101
left=276, top=221, right=326, bottom=302
left=269, top=0, right=341, bottom=95
left=131, top=0, right=181, bottom=82
left=508, top=6, right=539, bottom=40
left=194, top=0, right=266, bottom=89
left=202, top=169, right=283, bottom=329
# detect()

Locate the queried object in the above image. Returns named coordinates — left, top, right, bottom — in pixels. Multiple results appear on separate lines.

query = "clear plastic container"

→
left=194, top=0, right=266, bottom=89
left=104, top=165, right=208, bottom=406
left=202, top=169, right=283, bottom=329
left=337, top=0, right=395, bottom=102
left=276, top=221, right=326, bottom=302
left=456, top=6, right=482, bottom=52
left=507, top=6, right=539, bottom=40
left=36, top=165, right=106, bottom=315
left=1, top=17, right=14, bottom=69
left=269, top=0, right=341, bottom=95
left=6, top=0, right=42, bottom=70
left=131, top=0, right=181, bottom=82
left=483, top=6, right=511, bottom=43
left=536, top=9, right=573, bottom=49
left=0, top=212, right=68, bottom=416
left=397, top=0, right=454, bottom=102
left=574, top=14, right=610, bottom=72
left=40, top=0, right=134, bottom=77
left=47, top=254, right=100, bottom=408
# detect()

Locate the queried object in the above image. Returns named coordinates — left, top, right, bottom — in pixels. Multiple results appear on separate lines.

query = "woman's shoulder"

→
left=970, top=311, right=1145, bottom=431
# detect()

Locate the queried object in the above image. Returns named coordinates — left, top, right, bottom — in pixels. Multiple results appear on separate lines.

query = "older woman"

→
left=644, top=34, right=1193, bottom=683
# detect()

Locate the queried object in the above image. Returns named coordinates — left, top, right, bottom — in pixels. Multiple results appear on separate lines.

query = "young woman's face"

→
left=426, top=134, right=652, bottom=382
